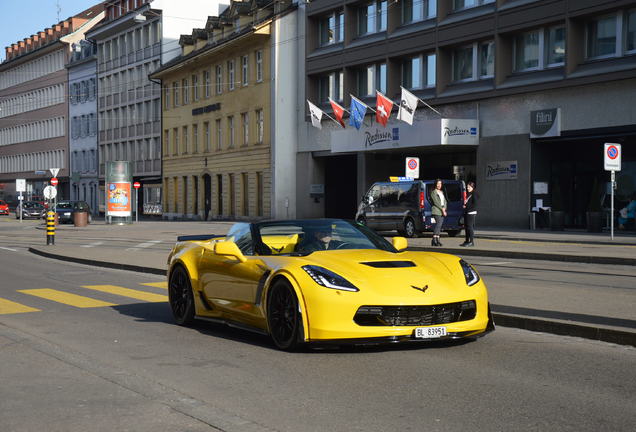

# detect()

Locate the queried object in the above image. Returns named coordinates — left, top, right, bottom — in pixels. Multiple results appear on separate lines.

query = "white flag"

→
left=397, top=87, right=418, bottom=125
left=307, top=100, right=323, bottom=129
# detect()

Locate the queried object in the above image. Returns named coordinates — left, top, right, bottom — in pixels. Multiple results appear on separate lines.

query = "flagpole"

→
left=400, top=86, right=442, bottom=117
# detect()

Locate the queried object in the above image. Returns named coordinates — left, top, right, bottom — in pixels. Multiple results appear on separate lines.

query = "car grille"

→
left=354, top=301, right=476, bottom=326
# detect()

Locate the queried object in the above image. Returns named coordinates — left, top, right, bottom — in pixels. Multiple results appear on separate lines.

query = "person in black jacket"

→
left=461, top=181, right=477, bottom=247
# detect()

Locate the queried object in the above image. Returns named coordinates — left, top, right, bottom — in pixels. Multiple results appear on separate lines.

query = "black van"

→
left=356, top=179, right=466, bottom=238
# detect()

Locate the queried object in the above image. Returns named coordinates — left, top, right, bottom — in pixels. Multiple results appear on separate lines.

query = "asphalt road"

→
left=1, top=248, right=635, bottom=432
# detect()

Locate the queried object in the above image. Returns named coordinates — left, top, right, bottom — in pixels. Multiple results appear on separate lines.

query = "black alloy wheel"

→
left=267, top=279, right=301, bottom=351
left=403, top=217, right=417, bottom=238
left=168, top=266, right=195, bottom=325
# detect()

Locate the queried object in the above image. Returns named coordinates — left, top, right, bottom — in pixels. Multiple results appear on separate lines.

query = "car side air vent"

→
left=360, top=261, right=416, bottom=268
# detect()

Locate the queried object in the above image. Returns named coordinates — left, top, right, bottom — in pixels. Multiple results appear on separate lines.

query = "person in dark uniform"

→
left=461, top=181, right=478, bottom=247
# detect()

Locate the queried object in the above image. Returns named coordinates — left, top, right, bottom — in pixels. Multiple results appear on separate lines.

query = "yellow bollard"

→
left=46, top=211, right=55, bottom=245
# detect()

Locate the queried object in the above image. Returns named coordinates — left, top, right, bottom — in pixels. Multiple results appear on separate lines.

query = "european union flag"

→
left=349, top=96, right=367, bottom=130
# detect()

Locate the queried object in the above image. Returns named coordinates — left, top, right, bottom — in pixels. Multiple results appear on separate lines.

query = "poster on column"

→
left=107, top=182, right=132, bottom=216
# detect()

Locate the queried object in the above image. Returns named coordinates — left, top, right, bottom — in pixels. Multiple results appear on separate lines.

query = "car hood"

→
left=287, top=249, right=474, bottom=303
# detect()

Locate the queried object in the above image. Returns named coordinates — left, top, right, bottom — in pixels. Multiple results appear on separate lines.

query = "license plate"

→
left=414, top=326, right=447, bottom=339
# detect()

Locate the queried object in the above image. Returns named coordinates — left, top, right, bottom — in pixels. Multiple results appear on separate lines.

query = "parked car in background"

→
left=356, top=179, right=466, bottom=238
left=16, top=201, right=46, bottom=219
left=0, top=200, right=9, bottom=215
left=55, top=200, right=92, bottom=224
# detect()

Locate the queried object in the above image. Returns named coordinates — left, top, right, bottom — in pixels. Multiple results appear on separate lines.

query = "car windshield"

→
left=252, top=219, right=397, bottom=256
left=57, top=202, right=73, bottom=209
left=23, top=202, right=43, bottom=209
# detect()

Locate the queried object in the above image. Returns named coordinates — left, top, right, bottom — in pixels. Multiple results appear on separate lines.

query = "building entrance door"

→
left=324, top=154, right=357, bottom=219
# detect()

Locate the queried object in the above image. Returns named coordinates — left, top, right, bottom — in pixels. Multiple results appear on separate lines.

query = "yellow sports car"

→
left=167, top=219, right=494, bottom=350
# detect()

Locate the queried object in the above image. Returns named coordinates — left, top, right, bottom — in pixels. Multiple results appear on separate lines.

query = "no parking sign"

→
left=405, top=157, right=419, bottom=179
left=604, top=143, right=621, bottom=171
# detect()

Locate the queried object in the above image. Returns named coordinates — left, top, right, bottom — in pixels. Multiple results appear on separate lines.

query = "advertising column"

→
left=105, top=161, right=132, bottom=225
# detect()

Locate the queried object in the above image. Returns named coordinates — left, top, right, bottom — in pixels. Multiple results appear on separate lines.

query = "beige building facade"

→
left=152, top=1, right=281, bottom=220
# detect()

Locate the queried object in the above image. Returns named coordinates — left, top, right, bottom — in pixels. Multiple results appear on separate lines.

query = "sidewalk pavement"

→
left=23, top=219, right=636, bottom=347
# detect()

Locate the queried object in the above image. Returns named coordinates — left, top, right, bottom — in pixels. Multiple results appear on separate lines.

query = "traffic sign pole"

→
left=133, top=181, right=141, bottom=223
left=611, top=170, right=615, bottom=241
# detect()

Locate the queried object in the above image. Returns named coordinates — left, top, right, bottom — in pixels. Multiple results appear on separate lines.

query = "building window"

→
left=513, top=26, right=564, bottom=72
left=452, top=42, right=492, bottom=82
left=192, top=74, right=199, bottom=101
left=453, top=0, right=494, bottom=12
left=241, top=112, right=249, bottom=146
left=173, top=128, right=179, bottom=155
left=256, top=172, right=263, bottom=216
left=256, top=50, right=263, bottom=82
left=182, top=126, right=188, bottom=154
left=356, top=63, right=386, bottom=96
left=182, top=78, right=189, bottom=104
left=216, top=65, right=223, bottom=94
left=627, top=10, right=636, bottom=53
left=357, top=1, right=387, bottom=36
left=452, top=45, right=474, bottom=82
left=164, top=85, right=170, bottom=109
left=255, top=109, right=263, bottom=144
left=317, top=70, right=344, bottom=103
left=402, top=0, right=436, bottom=24
left=164, top=129, right=170, bottom=155
left=173, top=81, right=179, bottom=107
left=204, top=121, right=210, bottom=152
left=242, top=55, right=249, bottom=86
left=319, top=11, right=344, bottom=46
left=402, top=54, right=435, bottom=89
left=192, top=124, right=198, bottom=153
left=479, top=41, right=495, bottom=77
left=228, top=116, right=234, bottom=148
left=242, top=173, right=249, bottom=216
left=216, top=118, right=222, bottom=150
left=228, top=60, right=235, bottom=91
left=586, top=14, right=617, bottom=59
left=204, top=69, right=211, bottom=97
left=546, top=26, right=566, bottom=66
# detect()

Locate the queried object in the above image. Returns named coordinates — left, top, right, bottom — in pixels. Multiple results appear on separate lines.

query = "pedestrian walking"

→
left=461, top=181, right=477, bottom=247
left=430, top=179, right=446, bottom=246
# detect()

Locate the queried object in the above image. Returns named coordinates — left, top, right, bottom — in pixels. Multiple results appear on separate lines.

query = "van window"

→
left=397, top=183, right=418, bottom=207
left=445, top=183, right=461, bottom=202
left=379, top=184, right=399, bottom=206
left=368, top=185, right=381, bottom=203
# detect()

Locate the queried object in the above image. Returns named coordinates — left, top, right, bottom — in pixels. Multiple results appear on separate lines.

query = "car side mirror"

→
left=392, top=237, right=408, bottom=251
left=213, top=241, right=247, bottom=263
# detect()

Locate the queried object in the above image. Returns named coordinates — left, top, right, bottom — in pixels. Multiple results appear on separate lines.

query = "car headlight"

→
left=459, top=259, right=480, bottom=286
left=302, top=265, right=359, bottom=292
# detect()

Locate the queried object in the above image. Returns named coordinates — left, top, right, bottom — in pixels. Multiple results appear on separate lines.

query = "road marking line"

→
left=477, top=261, right=513, bottom=265
left=80, top=241, right=104, bottom=248
left=18, top=289, right=116, bottom=308
left=82, top=285, right=168, bottom=303
left=140, top=282, right=168, bottom=289
left=0, top=246, right=17, bottom=252
left=0, top=298, right=40, bottom=315
left=125, top=240, right=162, bottom=251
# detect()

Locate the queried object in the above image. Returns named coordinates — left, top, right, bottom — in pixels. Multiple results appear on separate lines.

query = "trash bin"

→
left=73, top=211, right=88, bottom=227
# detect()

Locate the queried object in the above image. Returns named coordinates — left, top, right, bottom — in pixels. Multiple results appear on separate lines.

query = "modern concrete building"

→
left=150, top=0, right=301, bottom=220
left=0, top=5, right=104, bottom=205
left=300, top=0, right=636, bottom=230
left=67, top=39, right=101, bottom=214
left=86, top=0, right=229, bottom=216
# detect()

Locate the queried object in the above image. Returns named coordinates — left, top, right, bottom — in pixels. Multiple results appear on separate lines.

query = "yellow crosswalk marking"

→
left=18, top=289, right=116, bottom=308
left=82, top=285, right=168, bottom=303
left=140, top=282, right=168, bottom=289
left=0, top=297, right=40, bottom=315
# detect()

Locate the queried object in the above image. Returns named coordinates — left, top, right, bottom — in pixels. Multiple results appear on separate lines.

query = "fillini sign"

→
left=530, top=108, right=561, bottom=138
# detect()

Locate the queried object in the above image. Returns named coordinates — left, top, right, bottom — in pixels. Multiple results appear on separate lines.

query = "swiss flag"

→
left=329, top=98, right=346, bottom=128
left=376, top=91, right=393, bottom=127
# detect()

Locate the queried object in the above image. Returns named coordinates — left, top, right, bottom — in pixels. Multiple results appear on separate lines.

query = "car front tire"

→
left=168, top=265, right=195, bottom=325
left=267, top=279, right=302, bottom=351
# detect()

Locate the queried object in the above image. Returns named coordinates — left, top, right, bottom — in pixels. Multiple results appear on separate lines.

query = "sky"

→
left=0, top=0, right=99, bottom=61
